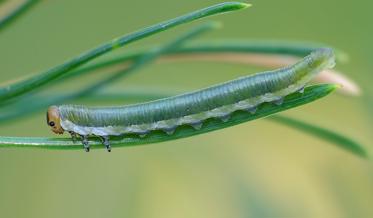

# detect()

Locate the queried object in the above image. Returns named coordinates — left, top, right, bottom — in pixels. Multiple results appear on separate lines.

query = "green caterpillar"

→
left=46, top=48, right=335, bottom=152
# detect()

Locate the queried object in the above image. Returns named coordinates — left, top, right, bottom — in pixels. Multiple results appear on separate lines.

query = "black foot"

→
left=80, top=135, right=90, bottom=152
left=101, top=136, right=111, bottom=152
left=298, top=86, right=305, bottom=94
left=69, top=131, right=77, bottom=143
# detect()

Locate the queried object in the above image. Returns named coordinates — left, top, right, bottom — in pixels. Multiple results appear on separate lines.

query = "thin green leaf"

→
left=55, top=40, right=345, bottom=81
left=73, top=23, right=218, bottom=99
left=0, top=22, right=217, bottom=122
left=0, top=40, right=355, bottom=123
left=0, top=0, right=39, bottom=32
left=178, top=40, right=349, bottom=62
left=3, top=86, right=365, bottom=158
left=267, top=115, right=368, bottom=158
left=0, top=2, right=249, bottom=102
left=0, top=84, right=338, bottom=150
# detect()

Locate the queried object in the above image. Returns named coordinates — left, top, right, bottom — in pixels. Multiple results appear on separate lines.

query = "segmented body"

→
left=58, top=48, right=335, bottom=137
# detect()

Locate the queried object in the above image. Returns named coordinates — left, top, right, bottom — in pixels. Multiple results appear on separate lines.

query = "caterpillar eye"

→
left=49, top=121, right=55, bottom=127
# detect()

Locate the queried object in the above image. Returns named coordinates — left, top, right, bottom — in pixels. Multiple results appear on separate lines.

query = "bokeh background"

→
left=0, top=0, right=372, bottom=217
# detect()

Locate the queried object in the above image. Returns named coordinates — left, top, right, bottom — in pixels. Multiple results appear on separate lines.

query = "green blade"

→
left=45, top=40, right=349, bottom=87
left=0, top=84, right=339, bottom=150
left=0, top=2, right=249, bottom=102
left=2, top=22, right=216, bottom=121
left=0, top=0, right=40, bottom=32
left=268, top=115, right=368, bottom=158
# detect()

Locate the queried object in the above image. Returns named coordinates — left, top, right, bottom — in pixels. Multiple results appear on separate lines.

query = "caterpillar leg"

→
left=69, top=131, right=78, bottom=143
left=80, top=135, right=90, bottom=152
left=273, top=97, right=284, bottom=106
left=101, top=136, right=111, bottom=152
left=298, top=86, right=305, bottom=94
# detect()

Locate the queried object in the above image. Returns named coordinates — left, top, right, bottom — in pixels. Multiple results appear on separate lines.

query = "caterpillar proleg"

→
left=46, top=48, right=335, bottom=152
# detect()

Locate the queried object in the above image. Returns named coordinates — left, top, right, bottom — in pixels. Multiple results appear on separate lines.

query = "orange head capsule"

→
left=46, top=106, right=64, bottom=134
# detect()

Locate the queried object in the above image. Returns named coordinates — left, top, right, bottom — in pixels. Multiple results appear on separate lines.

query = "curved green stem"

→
left=0, top=41, right=353, bottom=123
left=59, top=40, right=341, bottom=82
left=0, top=0, right=39, bottom=32
left=0, top=2, right=249, bottom=102
left=1, top=85, right=366, bottom=158
left=73, top=23, right=217, bottom=99
left=268, top=115, right=367, bottom=158
left=0, top=22, right=216, bottom=121
left=0, top=85, right=339, bottom=150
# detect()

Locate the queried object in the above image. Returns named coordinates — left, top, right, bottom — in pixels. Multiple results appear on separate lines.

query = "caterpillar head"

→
left=47, top=106, right=64, bottom=134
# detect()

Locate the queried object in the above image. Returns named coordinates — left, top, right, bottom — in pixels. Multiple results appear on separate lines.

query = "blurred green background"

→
left=0, top=0, right=372, bottom=217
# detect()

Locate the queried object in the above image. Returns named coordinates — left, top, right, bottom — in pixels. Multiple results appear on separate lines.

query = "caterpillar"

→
left=46, top=48, right=335, bottom=152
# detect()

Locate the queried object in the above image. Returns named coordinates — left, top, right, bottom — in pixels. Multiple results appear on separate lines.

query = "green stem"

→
left=0, top=2, right=249, bottom=102
left=0, top=40, right=348, bottom=123
left=50, top=40, right=348, bottom=85
left=0, top=0, right=39, bottom=32
left=0, top=85, right=338, bottom=150
left=1, top=86, right=367, bottom=158
left=0, top=23, right=216, bottom=121
left=268, top=115, right=367, bottom=158
left=73, top=23, right=218, bottom=99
